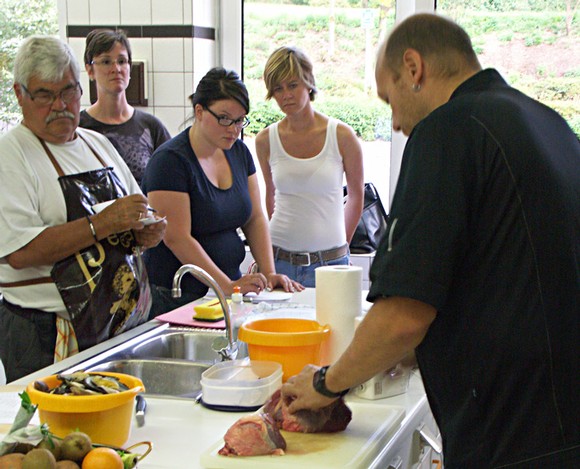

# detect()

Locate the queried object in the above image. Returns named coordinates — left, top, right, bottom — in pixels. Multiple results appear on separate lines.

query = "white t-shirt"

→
left=0, top=124, right=141, bottom=314
left=268, top=118, right=346, bottom=252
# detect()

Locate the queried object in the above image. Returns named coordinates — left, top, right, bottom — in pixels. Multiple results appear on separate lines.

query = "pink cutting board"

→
left=155, top=302, right=226, bottom=329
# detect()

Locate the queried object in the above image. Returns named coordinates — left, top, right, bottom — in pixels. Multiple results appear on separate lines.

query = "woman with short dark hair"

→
left=80, top=29, right=170, bottom=185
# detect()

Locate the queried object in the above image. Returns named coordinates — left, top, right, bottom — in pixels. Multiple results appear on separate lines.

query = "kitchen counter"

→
left=1, top=289, right=440, bottom=468
left=124, top=372, right=429, bottom=468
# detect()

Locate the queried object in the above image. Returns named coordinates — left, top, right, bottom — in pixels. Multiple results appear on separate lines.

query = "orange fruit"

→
left=81, top=447, right=123, bottom=469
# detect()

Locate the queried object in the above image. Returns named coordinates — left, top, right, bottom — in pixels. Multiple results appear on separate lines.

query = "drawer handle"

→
left=387, top=456, right=403, bottom=469
left=417, top=422, right=443, bottom=454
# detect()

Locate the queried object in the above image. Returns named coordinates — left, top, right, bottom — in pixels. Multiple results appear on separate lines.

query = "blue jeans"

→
left=274, top=255, right=350, bottom=288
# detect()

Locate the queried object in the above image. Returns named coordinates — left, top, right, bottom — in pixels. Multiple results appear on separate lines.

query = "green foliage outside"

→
left=0, top=0, right=58, bottom=130
left=246, top=97, right=392, bottom=141
left=244, top=1, right=579, bottom=139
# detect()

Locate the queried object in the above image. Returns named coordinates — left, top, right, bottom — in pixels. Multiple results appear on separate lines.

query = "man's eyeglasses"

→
left=90, top=57, right=130, bottom=68
left=21, top=83, right=83, bottom=106
left=204, top=107, right=250, bottom=129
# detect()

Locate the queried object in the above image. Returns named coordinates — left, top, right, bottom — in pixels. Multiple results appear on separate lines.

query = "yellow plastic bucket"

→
left=27, top=371, right=144, bottom=446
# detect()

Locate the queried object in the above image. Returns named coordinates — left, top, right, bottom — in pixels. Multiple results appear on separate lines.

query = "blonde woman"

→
left=255, top=46, right=364, bottom=287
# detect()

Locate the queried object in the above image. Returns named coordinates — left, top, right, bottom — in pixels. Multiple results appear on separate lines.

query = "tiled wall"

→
left=57, top=0, right=218, bottom=136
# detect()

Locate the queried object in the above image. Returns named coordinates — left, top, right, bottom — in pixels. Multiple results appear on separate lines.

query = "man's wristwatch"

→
left=312, top=366, right=349, bottom=398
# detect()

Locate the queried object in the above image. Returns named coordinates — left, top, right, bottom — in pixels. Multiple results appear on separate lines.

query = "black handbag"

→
left=344, top=182, right=389, bottom=254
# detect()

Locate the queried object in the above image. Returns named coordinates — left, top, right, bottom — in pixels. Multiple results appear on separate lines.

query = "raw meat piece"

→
left=218, top=413, right=286, bottom=457
left=263, top=389, right=352, bottom=433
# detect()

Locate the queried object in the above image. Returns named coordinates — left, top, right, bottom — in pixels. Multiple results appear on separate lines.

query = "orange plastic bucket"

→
left=238, top=318, right=330, bottom=381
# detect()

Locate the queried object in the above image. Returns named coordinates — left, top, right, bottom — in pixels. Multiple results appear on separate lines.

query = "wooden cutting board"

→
left=199, top=402, right=405, bottom=468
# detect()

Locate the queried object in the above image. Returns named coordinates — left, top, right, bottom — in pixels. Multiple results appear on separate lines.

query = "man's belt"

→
left=273, top=244, right=349, bottom=266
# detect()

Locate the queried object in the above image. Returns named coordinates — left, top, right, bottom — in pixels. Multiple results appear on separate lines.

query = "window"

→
left=242, top=1, right=396, bottom=209
left=437, top=0, right=579, bottom=136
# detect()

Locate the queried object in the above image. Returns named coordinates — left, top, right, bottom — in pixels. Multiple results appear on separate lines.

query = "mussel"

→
left=36, top=371, right=129, bottom=395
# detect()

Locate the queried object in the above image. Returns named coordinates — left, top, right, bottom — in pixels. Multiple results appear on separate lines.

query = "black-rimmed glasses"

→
left=204, top=107, right=250, bottom=129
left=21, top=82, right=83, bottom=106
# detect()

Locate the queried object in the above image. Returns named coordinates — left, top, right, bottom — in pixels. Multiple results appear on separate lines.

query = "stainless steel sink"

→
left=86, top=359, right=208, bottom=398
left=64, top=326, right=225, bottom=399
left=125, top=328, right=223, bottom=362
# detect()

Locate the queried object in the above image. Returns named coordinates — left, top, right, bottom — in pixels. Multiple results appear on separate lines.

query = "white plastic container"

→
left=200, top=359, right=282, bottom=409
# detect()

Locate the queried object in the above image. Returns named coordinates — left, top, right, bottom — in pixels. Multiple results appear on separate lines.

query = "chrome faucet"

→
left=172, top=264, right=238, bottom=361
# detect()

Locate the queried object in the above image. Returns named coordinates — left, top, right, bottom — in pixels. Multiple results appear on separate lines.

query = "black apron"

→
left=40, top=135, right=151, bottom=351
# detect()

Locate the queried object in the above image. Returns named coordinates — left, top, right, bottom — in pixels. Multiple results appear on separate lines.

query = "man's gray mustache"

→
left=46, top=111, right=75, bottom=124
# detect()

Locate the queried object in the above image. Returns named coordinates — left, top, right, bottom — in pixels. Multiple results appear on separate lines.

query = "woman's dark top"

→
left=80, top=109, right=171, bottom=184
left=142, top=128, right=256, bottom=298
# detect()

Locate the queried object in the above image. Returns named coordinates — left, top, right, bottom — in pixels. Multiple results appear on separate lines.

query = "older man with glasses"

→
left=0, top=35, right=166, bottom=383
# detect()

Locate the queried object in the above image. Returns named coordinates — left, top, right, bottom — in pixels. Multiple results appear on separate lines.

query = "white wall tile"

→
left=184, top=38, right=193, bottom=73
left=130, top=38, right=153, bottom=67
left=89, top=0, right=120, bottom=25
left=152, top=39, right=184, bottom=73
left=153, top=107, right=186, bottom=137
left=183, top=0, right=192, bottom=24
left=145, top=71, right=154, bottom=103
left=79, top=73, right=92, bottom=107
left=191, top=0, right=215, bottom=27
left=151, top=0, right=183, bottom=25
left=153, top=72, right=184, bottom=107
left=193, top=38, right=216, bottom=78
left=66, top=0, right=89, bottom=24
left=67, top=38, right=87, bottom=67
left=183, top=72, right=193, bottom=105
left=121, top=0, right=152, bottom=25
left=57, top=0, right=68, bottom=38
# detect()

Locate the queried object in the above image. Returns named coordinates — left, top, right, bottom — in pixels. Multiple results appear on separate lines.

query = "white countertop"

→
left=123, top=372, right=427, bottom=469
left=1, top=289, right=429, bottom=468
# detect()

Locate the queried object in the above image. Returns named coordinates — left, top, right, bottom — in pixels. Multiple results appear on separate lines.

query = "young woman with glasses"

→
left=80, top=29, right=171, bottom=185
left=142, top=68, right=303, bottom=316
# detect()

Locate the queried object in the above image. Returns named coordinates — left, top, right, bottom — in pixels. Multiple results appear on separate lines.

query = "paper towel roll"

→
left=315, top=265, right=363, bottom=365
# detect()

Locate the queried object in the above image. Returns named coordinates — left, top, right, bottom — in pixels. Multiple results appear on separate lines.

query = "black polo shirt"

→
left=368, top=69, right=580, bottom=468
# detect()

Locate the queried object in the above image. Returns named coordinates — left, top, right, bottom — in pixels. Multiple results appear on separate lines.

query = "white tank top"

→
left=268, top=118, right=346, bottom=252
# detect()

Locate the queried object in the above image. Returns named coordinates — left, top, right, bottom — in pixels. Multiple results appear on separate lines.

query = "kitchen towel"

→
left=315, top=265, right=362, bottom=365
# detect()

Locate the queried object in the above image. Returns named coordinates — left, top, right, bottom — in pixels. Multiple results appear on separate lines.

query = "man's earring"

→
left=412, top=83, right=421, bottom=92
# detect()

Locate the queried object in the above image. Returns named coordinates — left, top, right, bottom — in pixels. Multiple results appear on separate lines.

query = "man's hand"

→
left=94, top=194, right=149, bottom=234
left=133, top=217, right=166, bottom=249
left=281, top=365, right=337, bottom=413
